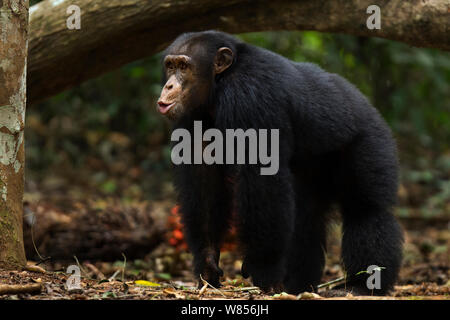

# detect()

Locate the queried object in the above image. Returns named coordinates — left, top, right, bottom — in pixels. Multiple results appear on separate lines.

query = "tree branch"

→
left=0, top=283, right=42, bottom=295
left=28, top=0, right=450, bottom=103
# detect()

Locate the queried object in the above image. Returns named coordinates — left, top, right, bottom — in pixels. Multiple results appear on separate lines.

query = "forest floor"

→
left=0, top=198, right=448, bottom=300
left=0, top=152, right=449, bottom=300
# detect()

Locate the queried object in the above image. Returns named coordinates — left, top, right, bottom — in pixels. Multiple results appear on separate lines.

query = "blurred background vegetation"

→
left=25, top=25, right=449, bottom=218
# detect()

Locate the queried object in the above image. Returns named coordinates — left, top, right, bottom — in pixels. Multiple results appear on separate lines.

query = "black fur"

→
left=165, top=31, right=403, bottom=295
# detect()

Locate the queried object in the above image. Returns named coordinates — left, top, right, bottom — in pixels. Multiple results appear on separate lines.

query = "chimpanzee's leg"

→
left=236, top=165, right=296, bottom=292
left=283, top=188, right=330, bottom=294
left=337, top=132, right=403, bottom=295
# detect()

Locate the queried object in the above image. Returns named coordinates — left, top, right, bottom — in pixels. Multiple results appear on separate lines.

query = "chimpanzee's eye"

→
left=166, top=61, right=174, bottom=70
left=179, top=61, right=188, bottom=70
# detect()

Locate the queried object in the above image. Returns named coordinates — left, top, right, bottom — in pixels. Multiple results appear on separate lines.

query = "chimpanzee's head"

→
left=157, top=31, right=236, bottom=120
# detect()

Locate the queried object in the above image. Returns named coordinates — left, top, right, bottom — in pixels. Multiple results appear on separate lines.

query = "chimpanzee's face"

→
left=157, top=40, right=234, bottom=120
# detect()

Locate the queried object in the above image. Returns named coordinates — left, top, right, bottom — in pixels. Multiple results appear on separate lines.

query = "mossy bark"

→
left=0, top=0, right=29, bottom=270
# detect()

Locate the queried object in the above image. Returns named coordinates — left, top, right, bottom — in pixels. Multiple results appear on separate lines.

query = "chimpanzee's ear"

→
left=214, top=47, right=234, bottom=74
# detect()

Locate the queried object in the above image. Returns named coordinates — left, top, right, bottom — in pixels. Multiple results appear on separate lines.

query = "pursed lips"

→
left=157, top=101, right=176, bottom=114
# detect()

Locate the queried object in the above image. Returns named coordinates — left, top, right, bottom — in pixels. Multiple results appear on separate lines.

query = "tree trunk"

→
left=0, top=0, right=29, bottom=270
left=28, top=0, right=450, bottom=104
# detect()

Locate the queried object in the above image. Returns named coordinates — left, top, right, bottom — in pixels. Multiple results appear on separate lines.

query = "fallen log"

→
left=23, top=199, right=168, bottom=261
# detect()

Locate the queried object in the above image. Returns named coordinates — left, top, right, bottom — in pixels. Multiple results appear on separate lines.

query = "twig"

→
left=227, top=286, right=260, bottom=292
left=0, top=283, right=42, bottom=295
left=26, top=209, right=51, bottom=264
left=35, top=257, right=51, bottom=266
left=73, top=255, right=88, bottom=277
left=108, top=270, right=121, bottom=282
left=317, top=276, right=346, bottom=289
left=121, top=252, right=127, bottom=282
left=198, top=282, right=208, bottom=296
left=117, top=294, right=141, bottom=299
left=84, top=263, right=106, bottom=280
left=198, top=275, right=226, bottom=297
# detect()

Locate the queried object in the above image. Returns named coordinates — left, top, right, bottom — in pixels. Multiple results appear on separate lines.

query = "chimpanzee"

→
left=157, top=30, right=403, bottom=295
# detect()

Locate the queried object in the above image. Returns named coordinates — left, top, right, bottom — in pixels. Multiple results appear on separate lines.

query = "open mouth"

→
left=157, top=101, right=176, bottom=114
